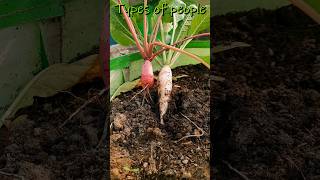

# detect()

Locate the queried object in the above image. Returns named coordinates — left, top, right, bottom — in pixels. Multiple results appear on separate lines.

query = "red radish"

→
left=140, top=60, right=154, bottom=89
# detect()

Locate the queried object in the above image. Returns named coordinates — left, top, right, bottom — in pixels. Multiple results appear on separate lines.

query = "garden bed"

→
left=0, top=78, right=107, bottom=180
left=212, top=5, right=320, bottom=179
left=110, top=65, right=210, bottom=179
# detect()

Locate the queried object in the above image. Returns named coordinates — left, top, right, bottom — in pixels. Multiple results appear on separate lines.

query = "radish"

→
left=141, top=60, right=154, bottom=89
left=116, top=0, right=210, bottom=124
left=158, top=65, right=172, bottom=124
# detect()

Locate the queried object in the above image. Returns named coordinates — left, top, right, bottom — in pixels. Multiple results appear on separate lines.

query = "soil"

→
left=110, top=65, right=210, bottom=179
left=212, top=5, right=320, bottom=180
left=0, top=78, right=108, bottom=180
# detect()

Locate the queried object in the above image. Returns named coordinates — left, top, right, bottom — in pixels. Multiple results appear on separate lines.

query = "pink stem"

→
left=148, top=15, right=162, bottom=56
left=143, top=0, right=149, bottom=56
left=117, top=0, right=146, bottom=59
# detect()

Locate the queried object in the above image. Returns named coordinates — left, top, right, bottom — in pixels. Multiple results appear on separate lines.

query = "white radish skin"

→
left=158, top=65, right=172, bottom=124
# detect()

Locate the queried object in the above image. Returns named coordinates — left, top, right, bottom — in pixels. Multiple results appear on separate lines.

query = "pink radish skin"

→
left=158, top=65, right=172, bottom=124
left=141, top=60, right=154, bottom=89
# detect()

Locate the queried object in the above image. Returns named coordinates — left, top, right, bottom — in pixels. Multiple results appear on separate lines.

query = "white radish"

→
left=158, top=65, right=172, bottom=124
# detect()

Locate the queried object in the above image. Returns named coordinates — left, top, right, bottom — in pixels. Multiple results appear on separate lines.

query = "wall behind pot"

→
left=0, top=0, right=104, bottom=121
left=0, top=23, right=43, bottom=118
left=62, top=0, right=104, bottom=62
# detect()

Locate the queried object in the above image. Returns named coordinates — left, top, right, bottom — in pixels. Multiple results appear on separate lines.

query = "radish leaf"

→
left=110, top=0, right=136, bottom=45
left=110, top=79, right=140, bottom=101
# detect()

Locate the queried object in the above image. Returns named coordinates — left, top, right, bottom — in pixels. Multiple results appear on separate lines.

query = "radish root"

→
left=158, top=65, right=172, bottom=124
left=174, top=113, right=206, bottom=143
left=128, top=85, right=149, bottom=103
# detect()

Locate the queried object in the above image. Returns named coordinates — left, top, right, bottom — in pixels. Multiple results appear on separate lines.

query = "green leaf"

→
left=110, top=0, right=136, bottom=45
left=184, top=40, right=210, bottom=48
left=110, top=79, right=140, bottom=101
left=110, top=52, right=142, bottom=70
left=110, top=69, right=124, bottom=97
left=149, top=0, right=184, bottom=41
left=153, top=0, right=186, bottom=22
left=174, top=4, right=197, bottom=42
left=110, top=40, right=210, bottom=70
left=171, top=47, right=210, bottom=68
left=172, top=0, right=187, bottom=28
left=1, top=55, right=99, bottom=125
left=168, top=3, right=210, bottom=66
left=187, top=5, right=210, bottom=35
left=173, top=3, right=210, bottom=43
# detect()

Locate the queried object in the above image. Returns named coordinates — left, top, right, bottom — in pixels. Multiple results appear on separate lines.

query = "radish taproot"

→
left=158, top=65, right=172, bottom=124
left=116, top=0, right=210, bottom=124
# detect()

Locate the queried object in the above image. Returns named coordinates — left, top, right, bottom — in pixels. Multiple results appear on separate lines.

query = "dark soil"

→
left=212, top=5, right=320, bottom=180
left=0, top=78, right=107, bottom=180
left=110, top=65, right=210, bottom=179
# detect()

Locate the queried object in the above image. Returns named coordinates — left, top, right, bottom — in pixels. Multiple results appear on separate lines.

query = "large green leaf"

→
left=188, top=5, right=210, bottom=35
left=110, top=69, right=125, bottom=97
left=173, top=4, right=197, bottom=42
left=171, top=48, right=209, bottom=68
left=111, top=52, right=141, bottom=70
left=173, top=3, right=210, bottom=43
left=154, top=0, right=177, bottom=22
left=110, top=0, right=136, bottom=45
left=0, top=55, right=99, bottom=126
